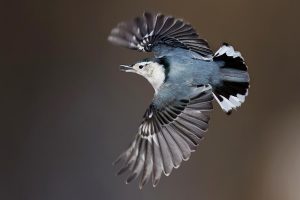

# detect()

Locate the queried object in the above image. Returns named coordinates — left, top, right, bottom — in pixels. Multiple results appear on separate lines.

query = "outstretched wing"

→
left=113, top=87, right=213, bottom=188
left=108, top=12, right=213, bottom=59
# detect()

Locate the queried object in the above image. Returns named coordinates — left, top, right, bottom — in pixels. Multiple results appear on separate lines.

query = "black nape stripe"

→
left=156, top=57, right=170, bottom=82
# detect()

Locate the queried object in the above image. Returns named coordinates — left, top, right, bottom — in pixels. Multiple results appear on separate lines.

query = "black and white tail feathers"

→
left=213, top=43, right=250, bottom=114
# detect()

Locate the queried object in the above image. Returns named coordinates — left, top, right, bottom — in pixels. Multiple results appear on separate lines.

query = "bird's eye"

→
left=139, top=65, right=144, bottom=69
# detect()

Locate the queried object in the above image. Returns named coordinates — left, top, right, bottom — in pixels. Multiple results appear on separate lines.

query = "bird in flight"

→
left=108, top=12, right=250, bottom=189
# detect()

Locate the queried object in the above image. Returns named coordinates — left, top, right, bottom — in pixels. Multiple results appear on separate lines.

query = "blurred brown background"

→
left=1, top=0, right=300, bottom=200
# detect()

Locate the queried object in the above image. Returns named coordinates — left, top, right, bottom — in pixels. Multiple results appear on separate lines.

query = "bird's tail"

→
left=212, top=43, right=250, bottom=114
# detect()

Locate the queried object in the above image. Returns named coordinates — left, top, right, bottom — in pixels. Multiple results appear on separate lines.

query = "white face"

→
left=122, top=61, right=166, bottom=93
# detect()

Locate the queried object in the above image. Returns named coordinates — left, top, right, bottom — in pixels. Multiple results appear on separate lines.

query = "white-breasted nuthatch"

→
left=108, top=12, right=250, bottom=189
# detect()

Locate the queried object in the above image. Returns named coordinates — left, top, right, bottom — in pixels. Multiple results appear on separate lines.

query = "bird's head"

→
left=120, top=58, right=169, bottom=93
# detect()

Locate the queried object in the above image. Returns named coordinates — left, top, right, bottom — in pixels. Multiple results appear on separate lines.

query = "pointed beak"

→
left=119, top=64, right=135, bottom=72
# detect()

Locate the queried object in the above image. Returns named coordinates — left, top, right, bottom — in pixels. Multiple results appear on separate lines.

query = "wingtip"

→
left=143, top=10, right=152, bottom=16
left=173, top=164, right=180, bottom=169
left=116, top=166, right=129, bottom=176
left=164, top=172, right=171, bottom=177
left=182, top=157, right=190, bottom=161
left=126, top=172, right=138, bottom=184
left=139, top=183, right=144, bottom=190
left=107, top=35, right=115, bottom=43
left=152, top=179, right=159, bottom=188
left=112, top=159, right=119, bottom=166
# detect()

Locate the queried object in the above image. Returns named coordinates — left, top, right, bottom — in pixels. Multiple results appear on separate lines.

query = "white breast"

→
left=143, top=63, right=165, bottom=93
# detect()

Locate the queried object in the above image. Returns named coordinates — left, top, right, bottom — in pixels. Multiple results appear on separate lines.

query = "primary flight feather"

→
left=108, top=12, right=250, bottom=189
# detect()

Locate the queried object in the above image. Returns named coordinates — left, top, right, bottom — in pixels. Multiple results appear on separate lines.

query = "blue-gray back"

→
left=153, top=47, right=221, bottom=109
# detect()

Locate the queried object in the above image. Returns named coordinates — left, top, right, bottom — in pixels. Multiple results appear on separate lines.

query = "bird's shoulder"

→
left=153, top=82, right=198, bottom=110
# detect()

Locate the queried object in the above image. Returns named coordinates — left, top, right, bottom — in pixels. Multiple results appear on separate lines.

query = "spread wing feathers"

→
left=108, top=12, right=213, bottom=58
left=113, top=89, right=213, bottom=189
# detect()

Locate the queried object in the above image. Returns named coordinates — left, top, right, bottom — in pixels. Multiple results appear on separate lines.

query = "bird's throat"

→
left=144, top=64, right=166, bottom=93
